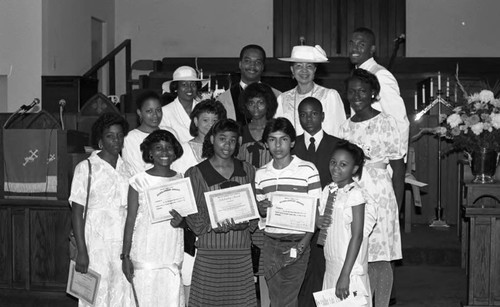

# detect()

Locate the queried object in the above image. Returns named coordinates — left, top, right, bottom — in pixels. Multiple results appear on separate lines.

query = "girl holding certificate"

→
left=185, top=119, right=258, bottom=307
left=69, top=113, right=131, bottom=307
left=316, top=141, right=376, bottom=306
left=122, top=130, right=186, bottom=306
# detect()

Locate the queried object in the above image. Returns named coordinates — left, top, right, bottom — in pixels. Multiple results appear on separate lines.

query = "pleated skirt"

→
left=189, top=249, right=257, bottom=307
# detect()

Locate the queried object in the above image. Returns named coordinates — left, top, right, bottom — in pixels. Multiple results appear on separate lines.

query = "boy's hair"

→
left=239, top=44, right=266, bottom=64
left=262, top=117, right=296, bottom=143
left=332, top=140, right=365, bottom=179
left=135, top=90, right=161, bottom=110
left=298, top=97, right=323, bottom=112
left=238, top=82, right=278, bottom=121
left=189, top=99, right=227, bottom=137
left=140, top=129, right=183, bottom=163
left=353, top=27, right=376, bottom=46
left=202, top=119, right=242, bottom=159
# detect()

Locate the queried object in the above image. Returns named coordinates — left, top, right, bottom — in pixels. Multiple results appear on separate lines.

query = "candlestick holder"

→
left=415, top=89, right=452, bottom=229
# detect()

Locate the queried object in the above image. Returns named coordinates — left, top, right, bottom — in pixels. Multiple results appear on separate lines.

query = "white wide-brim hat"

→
left=278, top=45, right=329, bottom=63
left=162, top=66, right=209, bottom=94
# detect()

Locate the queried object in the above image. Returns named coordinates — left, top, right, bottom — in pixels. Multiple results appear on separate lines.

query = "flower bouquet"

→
left=431, top=89, right=500, bottom=183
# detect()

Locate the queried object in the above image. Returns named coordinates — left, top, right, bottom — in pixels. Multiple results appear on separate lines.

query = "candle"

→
left=446, top=77, right=450, bottom=98
left=454, top=83, right=458, bottom=102
left=414, top=91, right=418, bottom=110
left=438, top=71, right=441, bottom=91
left=422, top=84, right=426, bottom=104
left=208, top=74, right=212, bottom=92
left=430, top=78, right=434, bottom=98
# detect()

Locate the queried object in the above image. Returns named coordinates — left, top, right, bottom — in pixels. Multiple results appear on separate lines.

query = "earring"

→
left=149, top=154, right=153, bottom=160
left=98, top=142, right=103, bottom=149
left=371, top=95, right=375, bottom=98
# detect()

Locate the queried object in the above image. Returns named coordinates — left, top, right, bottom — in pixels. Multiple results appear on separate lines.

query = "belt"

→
left=365, top=161, right=388, bottom=169
left=266, top=235, right=304, bottom=243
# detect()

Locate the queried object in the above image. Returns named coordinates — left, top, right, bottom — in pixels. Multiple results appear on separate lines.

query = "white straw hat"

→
left=278, top=45, right=329, bottom=63
left=162, top=66, right=208, bottom=94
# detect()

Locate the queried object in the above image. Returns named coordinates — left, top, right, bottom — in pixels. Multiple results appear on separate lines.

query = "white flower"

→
left=479, top=90, right=494, bottom=103
left=491, top=99, right=500, bottom=108
left=446, top=113, right=462, bottom=128
left=470, top=122, right=484, bottom=135
left=491, top=113, right=500, bottom=129
left=468, top=93, right=480, bottom=104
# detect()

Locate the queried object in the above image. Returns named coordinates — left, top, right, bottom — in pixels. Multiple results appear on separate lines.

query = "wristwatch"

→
left=120, top=253, right=130, bottom=260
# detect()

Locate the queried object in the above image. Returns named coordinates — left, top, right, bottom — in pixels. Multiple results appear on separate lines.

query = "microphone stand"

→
left=3, top=105, right=28, bottom=129
left=415, top=89, right=451, bottom=228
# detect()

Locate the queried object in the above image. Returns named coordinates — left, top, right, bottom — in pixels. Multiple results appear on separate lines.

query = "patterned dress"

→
left=338, top=113, right=403, bottom=262
left=68, top=151, right=131, bottom=307
left=128, top=171, right=184, bottom=307
left=186, top=159, right=258, bottom=307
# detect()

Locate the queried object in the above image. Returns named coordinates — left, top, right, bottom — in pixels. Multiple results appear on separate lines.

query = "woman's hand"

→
left=213, top=219, right=233, bottom=233
left=257, top=199, right=272, bottom=217
left=335, top=273, right=350, bottom=300
left=169, top=209, right=184, bottom=228
left=316, top=214, right=332, bottom=229
left=122, top=257, right=134, bottom=283
left=75, top=250, right=89, bottom=274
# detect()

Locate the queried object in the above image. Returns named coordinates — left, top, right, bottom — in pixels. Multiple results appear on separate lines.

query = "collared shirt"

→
left=358, top=57, right=409, bottom=158
left=240, top=80, right=249, bottom=90
left=303, top=129, right=324, bottom=151
left=255, top=156, right=321, bottom=235
left=275, top=83, right=346, bottom=137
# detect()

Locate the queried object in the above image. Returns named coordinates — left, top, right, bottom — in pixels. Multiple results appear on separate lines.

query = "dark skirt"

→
left=189, top=249, right=257, bottom=307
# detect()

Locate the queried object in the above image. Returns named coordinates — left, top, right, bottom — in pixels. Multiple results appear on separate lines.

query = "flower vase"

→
left=469, top=148, right=499, bottom=183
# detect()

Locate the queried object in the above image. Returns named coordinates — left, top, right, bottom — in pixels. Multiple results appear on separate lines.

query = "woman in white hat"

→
left=275, top=45, right=346, bottom=138
left=159, top=66, right=208, bottom=144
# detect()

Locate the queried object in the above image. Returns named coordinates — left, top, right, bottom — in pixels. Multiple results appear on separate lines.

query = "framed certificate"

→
left=267, top=192, right=317, bottom=232
left=204, top=183, right=260, bottom=229
left=145, top=177, right=198, bottom=224
left=66, top=261, right=101, bottom=306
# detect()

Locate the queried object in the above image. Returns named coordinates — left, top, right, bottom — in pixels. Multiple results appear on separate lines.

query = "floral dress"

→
left=338, top=113, right=403, bottom=262
left=68, top=151, right=132, bottom=307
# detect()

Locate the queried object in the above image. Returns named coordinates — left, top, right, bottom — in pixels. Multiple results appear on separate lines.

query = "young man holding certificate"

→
left=255, top=117, right=322, bottom=307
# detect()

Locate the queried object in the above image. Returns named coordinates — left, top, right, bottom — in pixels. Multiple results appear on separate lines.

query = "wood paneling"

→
left=0, top=208, right=12, bottom=287
left=30, top=209, right=71, bottom=289
left=273, top=0, right=406, bottom=57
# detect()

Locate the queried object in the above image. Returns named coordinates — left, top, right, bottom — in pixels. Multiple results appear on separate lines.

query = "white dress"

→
left=69, top=151, right=132, bottom=307
left=129, top=171, right=185, bottom=307
left=319, top=182, right=376, bottom=307
left=275, top=82, right=346, bottom=137
left=122, top=128, right=152, bottom=175
left=159, top=97, right=198, bottom=143
left=338, top=113, right=403, bottom=262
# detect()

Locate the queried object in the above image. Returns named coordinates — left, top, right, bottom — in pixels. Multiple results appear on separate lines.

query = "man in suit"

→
left=217, top=44, right=280, bottom=125
left=293, top=97, right=340, bottom=307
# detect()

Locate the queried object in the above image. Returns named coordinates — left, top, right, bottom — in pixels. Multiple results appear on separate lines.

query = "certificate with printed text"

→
left=266, top=192, right=317, bottom=232
left=204, top=183, right=260, bottom=229
left=146, top=177, right=198, bottom=224
left=66, top=261, right=101, bottom=306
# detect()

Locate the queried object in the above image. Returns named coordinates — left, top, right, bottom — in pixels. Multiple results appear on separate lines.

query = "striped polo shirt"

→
left=255, top=155, right=321, bottom=235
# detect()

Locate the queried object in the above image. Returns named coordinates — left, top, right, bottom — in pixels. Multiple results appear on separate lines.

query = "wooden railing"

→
left=83, top=39, right=132, bottom=101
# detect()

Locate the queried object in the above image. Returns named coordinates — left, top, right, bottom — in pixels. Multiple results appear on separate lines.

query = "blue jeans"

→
left=264, top=235, right=310, bottom=307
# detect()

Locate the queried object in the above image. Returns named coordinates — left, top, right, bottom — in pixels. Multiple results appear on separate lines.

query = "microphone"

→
left=59, top=99, right=67, bottom=108
left=394, top=33, right=406, bottom=43
left=21, top=98, right=40, bottom=112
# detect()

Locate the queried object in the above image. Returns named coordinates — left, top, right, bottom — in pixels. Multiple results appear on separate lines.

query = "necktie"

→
left=307, top=137, right=316, bottom=157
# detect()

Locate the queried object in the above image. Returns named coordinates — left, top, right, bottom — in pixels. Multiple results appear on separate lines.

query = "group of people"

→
left=69, top=27, right=409, bottom=307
